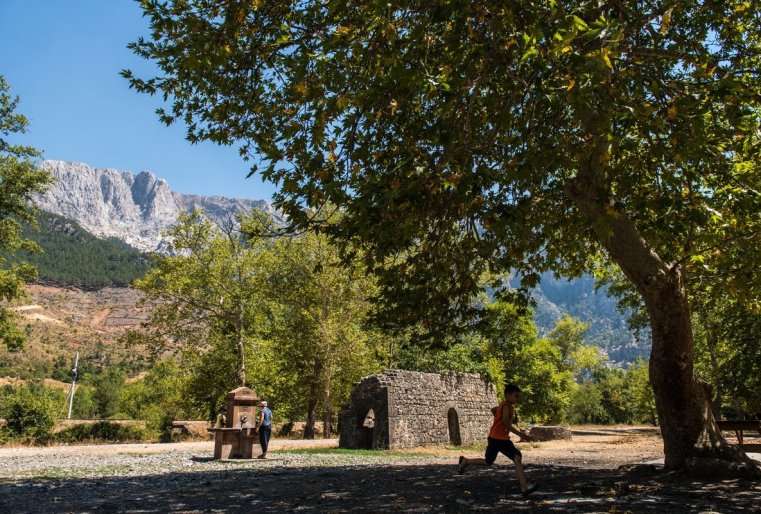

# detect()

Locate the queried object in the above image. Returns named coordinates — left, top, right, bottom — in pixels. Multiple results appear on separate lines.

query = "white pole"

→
left=67, top=352, right=79, bottom=420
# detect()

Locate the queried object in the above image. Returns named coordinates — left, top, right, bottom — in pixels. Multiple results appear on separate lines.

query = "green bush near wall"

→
left=55, top=421, right=152, bottom=443
left=2, top=384, right=57, bottom=443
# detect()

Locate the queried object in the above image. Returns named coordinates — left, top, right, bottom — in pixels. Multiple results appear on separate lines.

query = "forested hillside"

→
left=6, top=212, right=152, bottom=289
left=8, top=211, right=648, bottom=363
left=531, top=274, right=650, bottom=365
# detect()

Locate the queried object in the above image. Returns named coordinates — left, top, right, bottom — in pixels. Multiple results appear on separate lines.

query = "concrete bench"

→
left=716, top=420, right=761, bottom=449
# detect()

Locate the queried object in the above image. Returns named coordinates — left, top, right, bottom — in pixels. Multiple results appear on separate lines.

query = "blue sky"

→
left=0, top=0, right=277, bottom=201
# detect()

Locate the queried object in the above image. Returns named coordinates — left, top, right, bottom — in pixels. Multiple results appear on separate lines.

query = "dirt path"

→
left=1, top=427, right=759, bottom=513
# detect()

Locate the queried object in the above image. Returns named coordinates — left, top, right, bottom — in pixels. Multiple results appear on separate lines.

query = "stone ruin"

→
left=339, top=370, right=496, bottom=450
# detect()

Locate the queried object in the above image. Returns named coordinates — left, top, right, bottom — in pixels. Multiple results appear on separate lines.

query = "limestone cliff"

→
left=36, top=160, right=282, bottom=253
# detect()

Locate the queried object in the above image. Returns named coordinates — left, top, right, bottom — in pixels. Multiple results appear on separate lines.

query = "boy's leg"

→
left=502, top=441, right=536, bottom=496
left=460, top=456, right=489, bottom=466
left=505, top=444, right=536, bottom=495
left=512, top=454, right=528, bottom=491
left=458, top=438, right=498, bottom=473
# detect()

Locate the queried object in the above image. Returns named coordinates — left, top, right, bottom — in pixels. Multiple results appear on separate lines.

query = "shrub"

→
left=0, top=426, right=10, bottom=445
left=55, top=421, right=150, bottom=443
left=153, top=411, right=181, bottom=443
left=3, top=384, right=57, bottom=443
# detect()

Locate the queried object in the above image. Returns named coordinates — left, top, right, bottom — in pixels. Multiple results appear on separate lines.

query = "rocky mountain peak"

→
left=37, top=160, right=281, bottom=253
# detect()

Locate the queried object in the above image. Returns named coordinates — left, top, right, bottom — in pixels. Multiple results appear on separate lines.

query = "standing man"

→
left=257, top=400, right=272, bottom=459
left=457, top=384, right=537, bottom=496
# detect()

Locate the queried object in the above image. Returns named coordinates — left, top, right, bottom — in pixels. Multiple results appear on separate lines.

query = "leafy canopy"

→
left=0, top=77, right=52, bottom=351
left=126, top=1, right=761, bottom=338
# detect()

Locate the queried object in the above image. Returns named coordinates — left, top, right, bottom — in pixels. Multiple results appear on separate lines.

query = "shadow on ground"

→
left=2, top=460, right=759, bottom=513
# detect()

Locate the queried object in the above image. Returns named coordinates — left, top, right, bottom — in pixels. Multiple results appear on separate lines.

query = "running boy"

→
left=457, top=383, right=537, bottom=496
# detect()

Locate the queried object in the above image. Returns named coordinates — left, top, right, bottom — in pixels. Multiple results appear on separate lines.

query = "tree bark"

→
left=323, top=376, right=332, bottom=438
left=643, top=267, right=734, bottom=469
left=319, top=273, right=333, bottom=438
left=565, top=127, right=757, bottom=475
left=235, top=302, right=246, bottom=387
left=304, top=359, right=322, bottom=439
left=708, top=340, right=723, bottom=419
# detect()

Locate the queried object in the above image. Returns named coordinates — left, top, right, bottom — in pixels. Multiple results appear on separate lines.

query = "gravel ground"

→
left=1, top=427, right=759, bottom=513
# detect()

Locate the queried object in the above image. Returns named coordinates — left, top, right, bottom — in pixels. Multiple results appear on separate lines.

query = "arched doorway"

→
left=447, top=408, right=462, bottom=446
left=357, top=408, right=375, bottom=449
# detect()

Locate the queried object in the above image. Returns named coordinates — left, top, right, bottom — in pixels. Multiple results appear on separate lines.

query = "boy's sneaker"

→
left=457, top=456, right=466, bottom=475
left=521, top=483, right=537, bottom=497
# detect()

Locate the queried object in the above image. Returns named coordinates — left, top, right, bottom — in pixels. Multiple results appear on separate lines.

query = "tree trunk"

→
left=644, top=270, right=737, bottom=469
left=304, top=360, right=322, bottom=439
left=320, top=280, right=332, bottom=438
left=304, top=394, right=317, bottom=439
left=708, top=341, right=723, bottom=419
left=565, top=128, right=757, bottom=475
left=235, top=303, right=246, bottom=387
left=323, top=376, right=331, bottom=438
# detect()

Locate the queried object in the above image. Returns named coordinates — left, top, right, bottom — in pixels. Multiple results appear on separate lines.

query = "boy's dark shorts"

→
left=484, top=437, right=521, bottom=465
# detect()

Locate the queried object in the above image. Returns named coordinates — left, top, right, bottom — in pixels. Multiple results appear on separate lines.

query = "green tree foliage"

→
left=626, top=358, right=658, bottom=425
left=546, top=315, right=598, bottom=373
left=3, top=212, right=152, bottom=289
left=0, top=77, right=53, bottom=351
left=693, top=301, right=761, bottom=417
left=481, top=301, right=541, bottom=380
left=119, top=359, right=200, bottom=434
left=568, top=380, right=608, bottom=424
left=1, top=382, right=57, bottom=442
left=127, top=0, right=761, bottom=470
left=591, top=367, right=632, bottom=424
left=568, top=358, right=656, bottom=425
left=131, top=210, right=382, bottom=432
left=261, top=223, right=382, bottom=437
left=387, top=329, right=492, bottom=378
left=512, top=313, right=603, bottom=423
left=459, top=302, right=602, bottom=423
left=69, top=385, right=98, bottom=419
left=89, top=367, right=127, bottom=419
left=178, top=336, right=248, bottom=421
left=132, top=210, right=273, bottom=387
left=55, top=421, right=150, bottom=443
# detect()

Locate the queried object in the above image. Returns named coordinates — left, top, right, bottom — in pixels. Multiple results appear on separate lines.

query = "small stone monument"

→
left=207, top=386, right=260, bottom=460
left=527, top=425, right=572, bottom=441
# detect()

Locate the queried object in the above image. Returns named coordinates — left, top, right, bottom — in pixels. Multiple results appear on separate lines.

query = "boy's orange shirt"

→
left=488, top=400, right=515, bottom=440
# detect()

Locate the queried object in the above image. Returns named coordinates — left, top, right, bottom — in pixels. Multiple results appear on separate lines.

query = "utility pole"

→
left=65, top=352, right=79, bottom=419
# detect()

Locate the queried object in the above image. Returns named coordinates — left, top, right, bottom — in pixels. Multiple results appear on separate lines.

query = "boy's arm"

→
left=510, top=425, right=532, bottom=441
left=496, top=405, right=532, bottom=441
left=502, top=406, right=532, bottom=441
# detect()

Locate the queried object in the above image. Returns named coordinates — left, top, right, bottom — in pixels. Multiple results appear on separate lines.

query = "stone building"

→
left=339, top=370, right=497, bottom=450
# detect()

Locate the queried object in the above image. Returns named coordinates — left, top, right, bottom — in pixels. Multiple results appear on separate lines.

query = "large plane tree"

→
left=125, top=0, right=761, bottom=473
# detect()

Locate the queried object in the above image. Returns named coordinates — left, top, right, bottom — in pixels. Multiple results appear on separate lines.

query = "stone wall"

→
left=339, top=374, right=390, bottom=450
left=340, top=370, right=496, bottom=450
